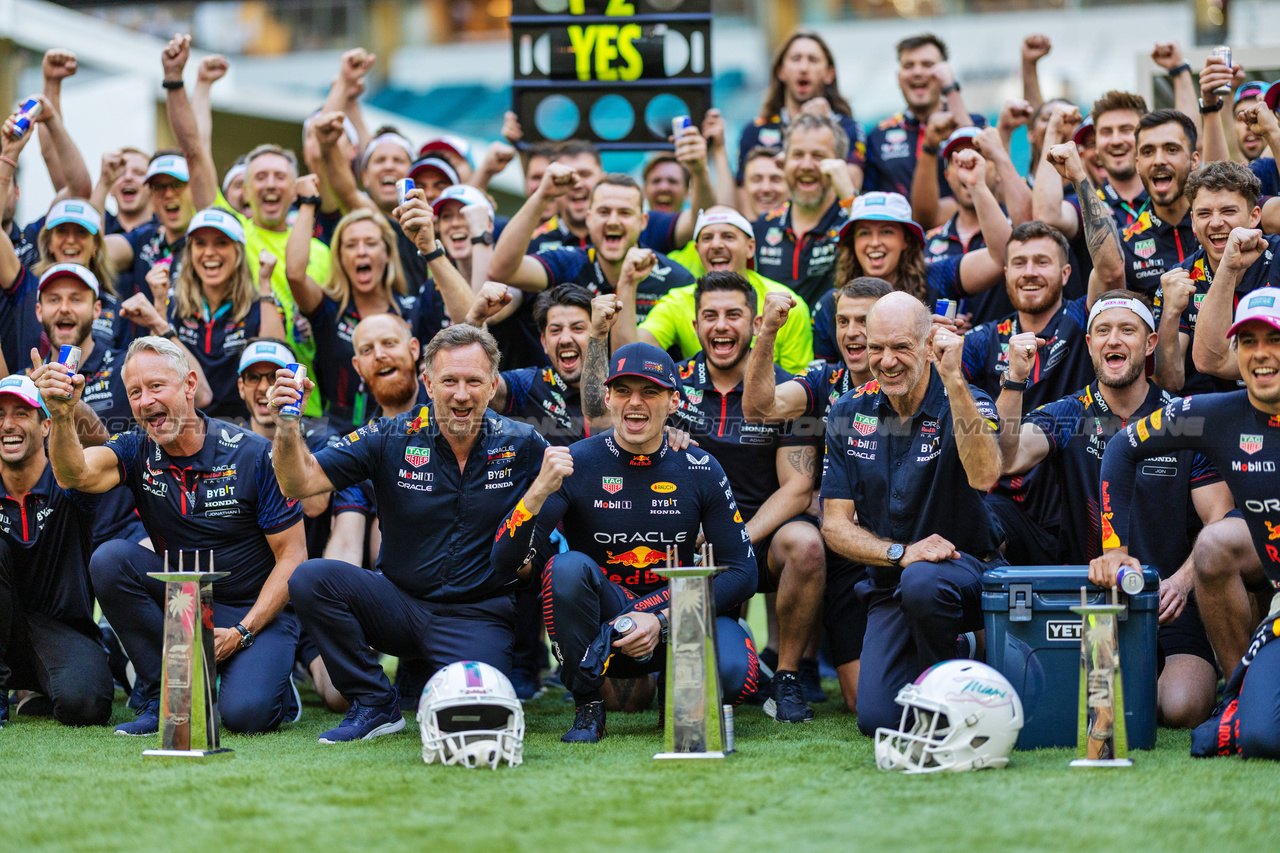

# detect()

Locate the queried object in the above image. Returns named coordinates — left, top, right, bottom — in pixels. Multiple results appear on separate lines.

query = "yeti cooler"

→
left=982, top=566, right=1159, bottom=751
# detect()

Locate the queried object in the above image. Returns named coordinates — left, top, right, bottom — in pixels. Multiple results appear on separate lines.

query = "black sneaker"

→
left=0, top=692, right=8, bottom=728
left=561, top=699, right=606, bottom=743
left=798, top=657, right=828, bottom=703
left=763, top=671, right=815, bottom=723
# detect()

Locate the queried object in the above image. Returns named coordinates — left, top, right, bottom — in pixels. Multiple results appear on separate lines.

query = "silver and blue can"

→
left=56, top=344, right=80, bottom=398
left=396, top=178, right=415, bottom=207
left=614, top=615, right=652, bottom=663
left=280, top=362, right=305, bottom=421
left=1211, top=46, right=1233, bottom=95
left=723, top=704, right=736, bottom=753
left=11, top=98, right=41, bottom=140
left=672, top=115, right=692, bottom=136
left=1116, top=566, right=1144, bottom=595
left=935, top=298, right=957, bottom=320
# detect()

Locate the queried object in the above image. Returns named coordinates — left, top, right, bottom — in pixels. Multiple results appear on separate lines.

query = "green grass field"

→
left=5, top=675, right=1280, bottom=853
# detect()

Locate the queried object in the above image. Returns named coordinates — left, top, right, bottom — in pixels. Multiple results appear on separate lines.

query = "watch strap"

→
left=1198, top=97, right=1224, bottom=115
left=1002, top=375, right=1030, bottom=391
left=419, top=246, right=446, bottom=262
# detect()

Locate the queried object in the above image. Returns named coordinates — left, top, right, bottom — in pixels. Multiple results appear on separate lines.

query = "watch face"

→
left=888, top=543, right=904, bottom=562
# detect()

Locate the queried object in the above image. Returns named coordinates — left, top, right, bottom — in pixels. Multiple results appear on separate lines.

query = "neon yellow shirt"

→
left=220, top=191, right=331, bottom=417
left=641, top=241, right=814, bottom=374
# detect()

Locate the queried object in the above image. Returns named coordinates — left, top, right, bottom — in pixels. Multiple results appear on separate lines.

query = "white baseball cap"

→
left=409, top=157, right=459, bottom=186
left=431, top=184, right=494, bottom=218
left=145, top=154, right=190, bottom=183
left=418, top=134, right=473, bottom=167
left=0, top=374, right=46, bottom=415
left=45, top=199, right=102, bottom=236
left=238, top=340, right=295, bottom=374
left=186, top=207, right=245, bottom=243
left=693, top=208, right=754, bottom=241
left=1229, top=287, right=1280, bottom=337
left=38, top=262, right=101, bottom=297
left=838, top=192, right=925, bottom=245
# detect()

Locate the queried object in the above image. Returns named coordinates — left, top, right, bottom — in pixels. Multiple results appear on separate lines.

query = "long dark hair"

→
left=834, top=224, right=928, bottom=303
left=760, top=31, right=853, bottom=122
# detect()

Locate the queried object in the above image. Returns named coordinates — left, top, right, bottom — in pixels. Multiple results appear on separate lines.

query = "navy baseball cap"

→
left=605, top=343, right=677, bottom=389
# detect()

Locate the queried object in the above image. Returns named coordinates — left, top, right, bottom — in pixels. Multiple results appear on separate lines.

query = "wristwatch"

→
left=941, top=81, right=961, bottom=95
left=655, top=610, right=670, bottom=643
left=470, top=232, right=494, bottom=246
left=418, top=245, right=446, bottom=262
left=1198, top=97, right=1224, bottom=115
left=887, top=543, right=905, bottom=566
left=233, top=623, right=255, bottom=650
left=160, top=326, right=178, bottom=340
left=1001, top=376, right=1030, bottom=391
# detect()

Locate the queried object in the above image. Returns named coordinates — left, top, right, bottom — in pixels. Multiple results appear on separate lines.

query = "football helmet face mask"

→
left=874, top=660, right=1023, bottom=774
left=417, top=661, right=525, bottom=769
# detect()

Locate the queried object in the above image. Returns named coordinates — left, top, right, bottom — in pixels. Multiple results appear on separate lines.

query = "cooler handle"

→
left=1009, top=583, right=1033, bottom=622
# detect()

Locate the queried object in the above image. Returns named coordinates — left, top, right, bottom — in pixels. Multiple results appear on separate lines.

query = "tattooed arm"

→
left=745, top=445, right=817, bottom=544
left=582, top=293, right=619, bottom=428
left=1046, top=141, right=1125, bottom=305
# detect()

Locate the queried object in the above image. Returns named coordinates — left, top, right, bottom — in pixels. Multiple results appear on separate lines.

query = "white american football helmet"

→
left=874, top=660, right=1023, bottom=774
left=417, top=661, right=525, bottom=769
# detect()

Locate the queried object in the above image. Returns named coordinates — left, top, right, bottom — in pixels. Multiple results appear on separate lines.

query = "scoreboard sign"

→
left=510, top=0, right=713, bottom=150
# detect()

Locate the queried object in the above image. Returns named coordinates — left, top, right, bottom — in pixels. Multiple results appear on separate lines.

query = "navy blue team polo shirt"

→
left=863, top=111, right=987, bottom=198
left=532, top=247, right=694, bottom=325
left=670, top=352, right=816, bottom=518
left=1117, top=203, right=1197, bottom=296
left=500, top=365, right=585, bottom=447
left=104, top=414, right=303, bottom=604
left=821, top=369, right=1002, bottom=560
left=752, top=200, right=847, bottom=309
left=0, top=462, right=100, bottom=635
left=736, top=110, right=867, bottom=182
left=315, top=403, right=548, bottom=602
left=169, top=300, right=263, bottom=420
left=1153, top=235, right=1280, bottom=396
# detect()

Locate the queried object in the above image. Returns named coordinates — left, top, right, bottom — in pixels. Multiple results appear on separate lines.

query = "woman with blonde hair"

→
left=287, top=189, right=419, bottom=434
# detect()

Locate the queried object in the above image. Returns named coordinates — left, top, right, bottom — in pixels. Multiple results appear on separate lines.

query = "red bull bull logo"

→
left=495, top=500, right=534, bottom=542
left=606, top=545, right=665, bottom=568
left=406, top=406, right=430, bottom=435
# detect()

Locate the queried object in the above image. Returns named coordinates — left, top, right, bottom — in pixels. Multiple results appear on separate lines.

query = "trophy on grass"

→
left=652, top=543, right=730, bottom=760
left=1069, top=585, right=1131, bottom=768
left=142, top=550, right=234, bottom=759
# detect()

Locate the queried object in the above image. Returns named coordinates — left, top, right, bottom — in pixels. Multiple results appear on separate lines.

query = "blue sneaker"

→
left=114, top=700, right=160, bottom=736
left=764, top=671, right=815, bottom=723
left=561, top=699, right=606, bottom=743
left=318, top=691, right=404, bottom=744
left=510, top=670, right=544, bottom=701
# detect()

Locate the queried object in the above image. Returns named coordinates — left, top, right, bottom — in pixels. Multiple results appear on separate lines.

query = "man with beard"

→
left=663, top=272, right=824, bottom=723
left=613, top=207, right=813, bottom=373
left=235, top=338, right=367, bottom=713
left=642, top=153, right=689, bottom=216
left=0, top=373, right=113, bottom=729
left=741, top=277, right=891, bottom=715
left=273, top=325, right=549, bottom=744
left=47, top=336, right=307, bottom=736
left=1154, top=162, right=1280, bottom=395
left=349, top=313, right=429, bottom=422
left=822, top=293, right=1003, bottom=734
left=999, top=293, right=1231, bottom=728
left=492, top=173, right=695, bottom=325
left=862, top=34, right=984, bottom=199
left=491, top=342, right=758, bottom=743
left=752, top=113, right=854, bottom=308
left=1098, top=289, right=1280, bottom=758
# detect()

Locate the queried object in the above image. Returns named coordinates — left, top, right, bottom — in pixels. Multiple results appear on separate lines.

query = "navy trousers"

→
left=288, top=558, right=515, bottom=707
left=90, top=540, right=299, bottom=734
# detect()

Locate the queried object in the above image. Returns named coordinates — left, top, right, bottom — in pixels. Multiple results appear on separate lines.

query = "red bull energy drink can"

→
left=614, top=615, right=652, bottom=663
left=1211, top=46, right=1232, bottom=95
left=396, top=178, right=414, bottom=207
left=935, top=298, right=957, bottom=320
left=56, top=344, right=80, bottom=398
left=11, top=98, right=40, bottom=140
left=1116, top=566, right=1144, bottom=595
left=672, top=115, right=692, bottom=136
left=280, top=362, right=305, bottom=420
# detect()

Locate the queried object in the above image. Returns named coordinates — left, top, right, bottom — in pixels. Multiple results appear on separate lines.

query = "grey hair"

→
left=123, top=335, right=193, bottom=383
left=423, top=324, right=500, bottom=380
left=784, top=113, right=850, bottom=161
left=245, top=143, right=299, bottom=178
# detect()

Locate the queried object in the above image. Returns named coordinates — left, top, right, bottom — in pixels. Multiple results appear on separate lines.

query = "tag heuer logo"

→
left=404, top=446, right=431, bottom=468
left=929, top=239, right=949, bottom=255
left=1194, top=293, right=1205, bottom=307
left=765, top=227, right=782, bottom=246
left=685, top=388, right=703, bottom=404
left=853, top=414, right=878, bottom=436
left=602, top=476, right=623, bottom=494
left=1133, top=238, right=1156, bottom=259
left=1241, top=434, right=1264, bottom=456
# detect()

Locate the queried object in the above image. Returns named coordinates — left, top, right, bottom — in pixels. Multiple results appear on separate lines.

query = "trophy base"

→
left=143, top=748, right=235, bottom=760
left=1069, top=758, right=1132, bottom=768
left=654, top=751, right=726, bottom=760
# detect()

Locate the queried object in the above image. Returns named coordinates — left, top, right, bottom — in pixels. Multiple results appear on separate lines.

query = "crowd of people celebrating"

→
left=4, top=25, right=1280, bottom=763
